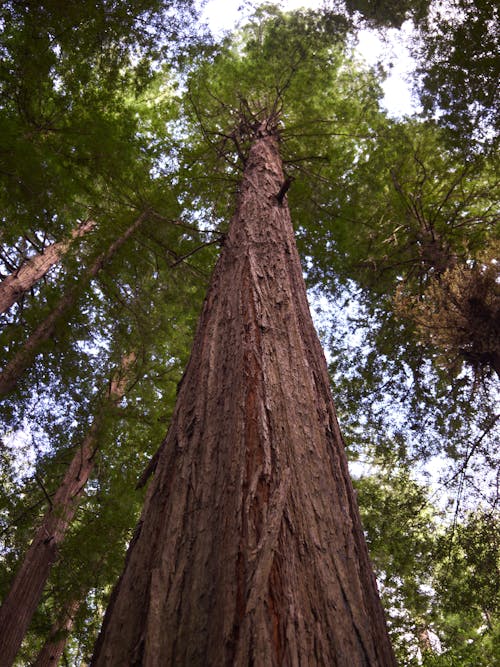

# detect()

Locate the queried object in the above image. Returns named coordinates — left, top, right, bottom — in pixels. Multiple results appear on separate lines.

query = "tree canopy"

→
left=0, top=1, right=498, bottom=664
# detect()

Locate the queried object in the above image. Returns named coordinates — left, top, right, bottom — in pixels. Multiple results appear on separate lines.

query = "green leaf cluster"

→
left=355, top=463, right=499, bottom=665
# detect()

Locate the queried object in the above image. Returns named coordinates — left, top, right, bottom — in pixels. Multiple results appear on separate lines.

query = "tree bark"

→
left=0, top=213, right=146, bottom=397
left=0, top=220, right=95, bottom=316
left=91, top=124, right=396, bottom=666
left=0, top=354, right=135, bottom=667
left=31, top=597, right=80, bottom=667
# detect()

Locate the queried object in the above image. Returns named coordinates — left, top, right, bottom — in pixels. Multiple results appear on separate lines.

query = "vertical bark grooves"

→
left=0, top=219, right=95, bottom=315
left=0, top=355, right=134, bottom=667
left=0, top=213, right=146, bottom=397
left=91, top=126, right=396, bottom=666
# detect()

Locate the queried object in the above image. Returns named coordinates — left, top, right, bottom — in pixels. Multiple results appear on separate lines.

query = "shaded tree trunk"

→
left=92, top=124, right=395, bottom=666
left=31, top=597, right=80, bottom=667
left=0, top=219, right=95, bottom=315
left=0, top=354, right=135, bottom=667
left=0, top=213, right=146, bottom=397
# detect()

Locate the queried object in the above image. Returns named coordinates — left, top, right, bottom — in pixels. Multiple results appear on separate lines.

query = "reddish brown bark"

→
left=0, top=214, right=146, bottom=397
left=0, top=355, right=135, bottom=667
left=0, top=220, right=95, bottom=315
left=92, top=124, right=395, bottom=666
left=31, top=597, right=80, bottom=667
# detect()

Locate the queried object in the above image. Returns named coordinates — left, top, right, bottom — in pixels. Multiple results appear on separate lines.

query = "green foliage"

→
left=300, top=120, right=498, bottom=295
left=422, top=510, right=500, bottom=666
left=302, top=118, right=498, bottom=476
left=0, top=2, right=212, bottom=660
left=344, top=0, right=431, bottom=28
left=355, top=464, right=499, bottom=665
left=2, top=258, right=204, bottom=662
left=0, top=0, right=196, bottom=241
left=343, top=0, right=498, bottom=152
left=178, top=5, right=387, bottom=228
left=0, top=0, right=206, bottom=409
left=414, top=0, right=499, bottom=153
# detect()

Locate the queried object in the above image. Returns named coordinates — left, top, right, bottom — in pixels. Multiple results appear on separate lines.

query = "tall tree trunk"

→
left=91, top=124, right=396, bottom=666
left=0, top=220, right=95, bottom=315
left=31, top=597, right=80, bottom=667
left=0, top=213, right=146, bottom=397
left=0, top=354, right=135, bottom=667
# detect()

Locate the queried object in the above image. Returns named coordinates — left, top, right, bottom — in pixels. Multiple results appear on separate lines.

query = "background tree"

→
left=342, top=0, right=431, bottom=28
left=0, top=219, right=95, bottom=315
left=0, top=351, right=138, bottom=665
left=0, top=0, right=201, bottom=404
left=1, top=256, right=204, bottom=664
left=342, top=0, right=499, bottom=151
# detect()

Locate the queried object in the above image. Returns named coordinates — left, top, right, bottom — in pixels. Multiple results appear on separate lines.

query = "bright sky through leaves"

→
left=202, top=0, right=417, bottom=116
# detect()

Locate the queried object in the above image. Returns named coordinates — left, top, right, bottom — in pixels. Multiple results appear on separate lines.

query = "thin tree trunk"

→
left=0, top=354, right=135, bottom=667
left=0, top=213, right=146, bottom=397
left=31, top=597, right=80, bottom=667
left=0, top=220, right=95, bottom=315
left=92, top=124, right=396, bottom=666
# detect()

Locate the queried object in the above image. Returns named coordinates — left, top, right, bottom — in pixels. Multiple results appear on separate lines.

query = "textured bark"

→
left=0, top=355, right=134, bottom=667
left=31, top=597, right=80, bottom=667
left=92, top=124, right=396, bottom=666
left=0, top=219, right=95, bottom=315
left=0, top=214, right=146, bottom=397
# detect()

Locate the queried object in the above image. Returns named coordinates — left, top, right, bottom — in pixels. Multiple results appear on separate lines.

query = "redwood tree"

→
left=0, top=354, right=136, bottom=666
left=0, top=219, right=95, bottom=316
left=31, top=596, right=80, bottom=667
left=0, top=213, right=146, bottom=398
left=91, top=117, right=395, bottom=665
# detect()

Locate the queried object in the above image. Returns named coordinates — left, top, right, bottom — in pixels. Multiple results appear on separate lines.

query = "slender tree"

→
left=91, top=116, right=395, bottom=665
left=0, top=213, right=146, bottom=397
left=0, top=220, right=95, bottom=315
left=0, top=353, right=135, bottom=667
left=31, top=596, right=80, bottom=667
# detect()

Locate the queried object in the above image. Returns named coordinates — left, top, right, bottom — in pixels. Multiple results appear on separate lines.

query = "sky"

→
left=201, top=0, right=418, bottom=117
